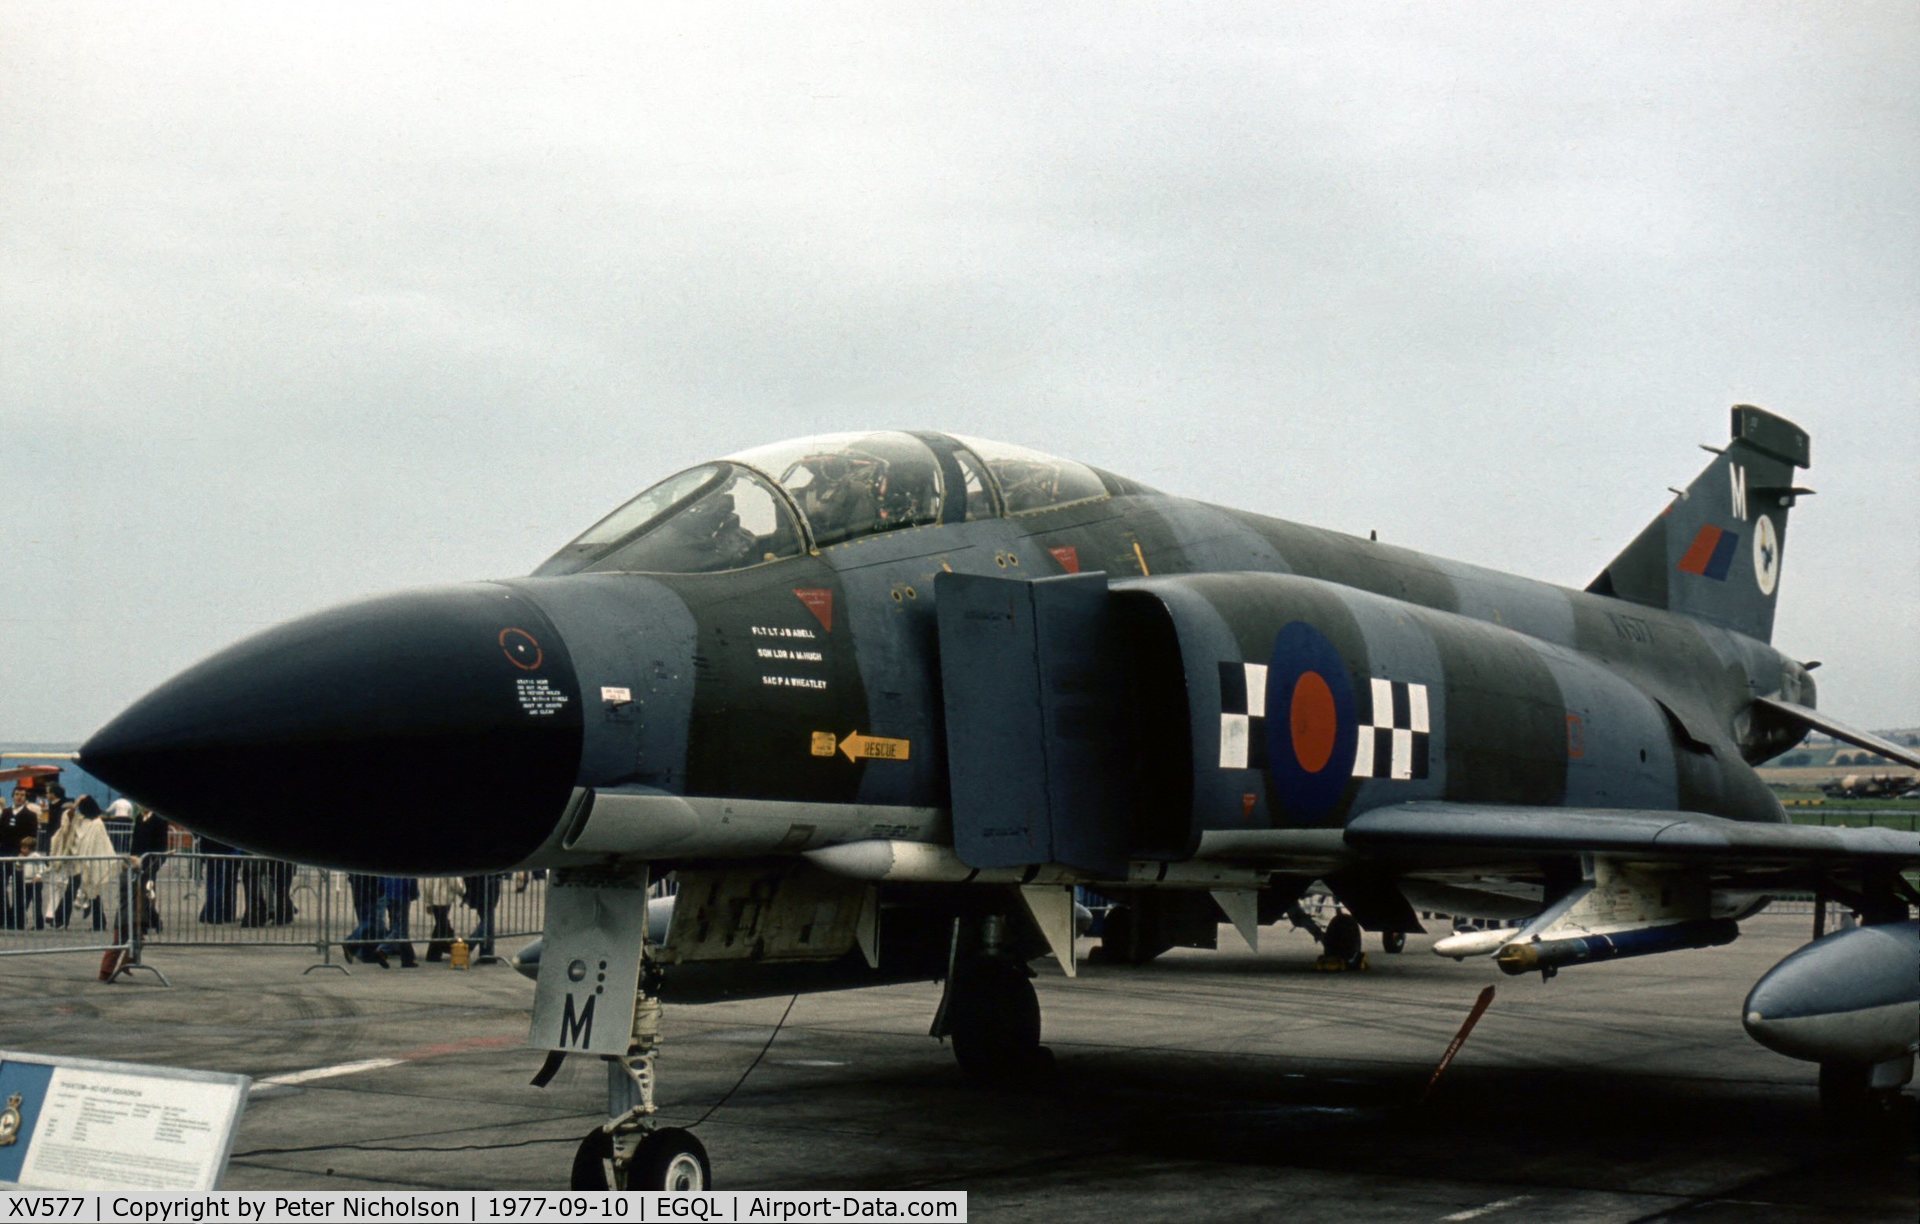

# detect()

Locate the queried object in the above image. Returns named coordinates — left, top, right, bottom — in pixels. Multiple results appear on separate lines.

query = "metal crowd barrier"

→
left=0, top=854, right=166, bottom=984
left=103, top=853, right=546, bottom=976
left=0, top=851, right=549, bottom=981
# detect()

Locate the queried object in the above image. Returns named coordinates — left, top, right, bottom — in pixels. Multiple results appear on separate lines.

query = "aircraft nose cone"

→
left=81, top=583, right=583, bottom=874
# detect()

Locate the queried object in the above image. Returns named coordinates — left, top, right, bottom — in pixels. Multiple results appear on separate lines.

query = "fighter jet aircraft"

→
left=81, top=406, right=1920, bottom=1190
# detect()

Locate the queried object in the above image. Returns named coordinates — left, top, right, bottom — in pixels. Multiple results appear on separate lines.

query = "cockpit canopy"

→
left=535, top=431, right=1120, bottom=576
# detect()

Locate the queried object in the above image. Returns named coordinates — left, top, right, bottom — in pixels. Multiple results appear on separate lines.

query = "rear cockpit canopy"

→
left=535, top=431, right=1123, bottom=576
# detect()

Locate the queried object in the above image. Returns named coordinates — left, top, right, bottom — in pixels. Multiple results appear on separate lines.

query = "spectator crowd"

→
left=2, top=784, right=524, bottom=965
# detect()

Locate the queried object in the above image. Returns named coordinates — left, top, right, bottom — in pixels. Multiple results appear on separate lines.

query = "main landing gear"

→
left=932, top=913, right=1050, bottom=1084
left=1801, top=880, right=1918, bottom=1132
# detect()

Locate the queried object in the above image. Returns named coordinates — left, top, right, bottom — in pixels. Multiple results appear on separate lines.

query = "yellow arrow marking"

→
left=839, top=731, right=911, bottom=762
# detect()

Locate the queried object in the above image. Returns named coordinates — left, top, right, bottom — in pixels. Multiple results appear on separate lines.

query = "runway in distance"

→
left=82, top=407, right=1920, bottom=1190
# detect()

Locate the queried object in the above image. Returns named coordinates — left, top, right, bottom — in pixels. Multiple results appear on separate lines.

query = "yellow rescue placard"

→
left=837, top=731, right=911, bottom=762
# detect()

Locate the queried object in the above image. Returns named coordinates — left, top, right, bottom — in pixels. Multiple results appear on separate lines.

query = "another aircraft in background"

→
left=82, top=407, right=1920, bottom=1189
left=1820, top=774, right=1917, bottom=801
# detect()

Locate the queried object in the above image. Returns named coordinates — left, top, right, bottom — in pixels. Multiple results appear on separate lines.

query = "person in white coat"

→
left=67, top=796, right=117, bottom=931
left=45, top=801, right=80, bottom=927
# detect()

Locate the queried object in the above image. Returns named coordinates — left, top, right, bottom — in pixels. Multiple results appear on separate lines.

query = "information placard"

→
left=0, top=1051, right=249, bottom=1192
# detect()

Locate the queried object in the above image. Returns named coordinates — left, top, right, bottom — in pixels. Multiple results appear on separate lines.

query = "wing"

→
left=1754, top=697, right=1920, bottom=771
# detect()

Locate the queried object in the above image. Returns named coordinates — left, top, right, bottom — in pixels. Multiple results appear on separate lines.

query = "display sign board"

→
left=0, top=1051, right=249, bottom=1191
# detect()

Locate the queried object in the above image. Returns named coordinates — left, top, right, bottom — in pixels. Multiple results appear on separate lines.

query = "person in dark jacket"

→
left=344, top=872, right=388, bottom=965
left=197, top=834, right=239, bottom=923
left=462, top=872, right=503, bottom=960
left=376, top=876, right=419, bottom=968
left=270, top=857, right=297, bottom=924
left=0, top=788, right=36, bottom=929
left=238, top=848, right=272, bottom=927
left=128, top=808, right=170, bottom=933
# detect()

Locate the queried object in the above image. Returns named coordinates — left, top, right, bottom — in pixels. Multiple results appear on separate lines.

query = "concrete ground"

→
left=1, top=913, right=1913, bottom=1221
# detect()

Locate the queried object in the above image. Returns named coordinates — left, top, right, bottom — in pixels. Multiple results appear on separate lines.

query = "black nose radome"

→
left=81, top=583, right=583, bottom=874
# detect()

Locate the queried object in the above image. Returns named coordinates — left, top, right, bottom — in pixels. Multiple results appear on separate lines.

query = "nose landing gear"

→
left=534, top=868, right=712, bottom=1191
left=567, top=992, right=713, bottom=1191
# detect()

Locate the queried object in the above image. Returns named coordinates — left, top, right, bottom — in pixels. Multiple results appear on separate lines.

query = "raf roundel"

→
left=1263, top=621, right=1359, bottom=823
left=499, top=627, right=545, bottom=671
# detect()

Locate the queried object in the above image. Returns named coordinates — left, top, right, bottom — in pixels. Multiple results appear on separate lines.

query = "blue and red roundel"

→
left=1264, top=621, right=1358, bottom=823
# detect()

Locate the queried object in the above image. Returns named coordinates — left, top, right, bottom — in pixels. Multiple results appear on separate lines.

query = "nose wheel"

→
left=571, top=1126, right=711, bottom=1191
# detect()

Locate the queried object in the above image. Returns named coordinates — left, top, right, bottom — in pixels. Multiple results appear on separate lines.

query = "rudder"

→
left=1588, top=405, right=1811, bottom=643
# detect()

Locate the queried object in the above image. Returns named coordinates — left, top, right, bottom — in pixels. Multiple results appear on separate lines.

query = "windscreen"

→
left=535, top=464, right=803, bottom=576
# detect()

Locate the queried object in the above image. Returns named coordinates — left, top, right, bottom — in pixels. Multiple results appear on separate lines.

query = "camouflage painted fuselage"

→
left=519, top=483, right=1805, bottom=855
left=81, top=410, right=1819, bottom=879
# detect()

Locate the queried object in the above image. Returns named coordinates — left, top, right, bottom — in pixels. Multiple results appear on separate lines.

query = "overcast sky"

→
left=3, top=2, right=1914, bottom=742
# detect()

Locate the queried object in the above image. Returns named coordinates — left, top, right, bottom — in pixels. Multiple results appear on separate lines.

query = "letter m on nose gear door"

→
left=529, top=872, right=651, bottom=1056
left=935, top=571, right=1129, bottom=876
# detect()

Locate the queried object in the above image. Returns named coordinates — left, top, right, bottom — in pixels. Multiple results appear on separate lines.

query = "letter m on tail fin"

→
left=1588, top=406, right=1812, bottom=643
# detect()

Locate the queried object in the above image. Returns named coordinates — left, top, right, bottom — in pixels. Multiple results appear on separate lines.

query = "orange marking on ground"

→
left=395, top=1034, right=522, bottom=1062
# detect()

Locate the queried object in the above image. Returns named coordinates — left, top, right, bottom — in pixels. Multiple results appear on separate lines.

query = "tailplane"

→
left=1588, top=405, right=1811, bottom=643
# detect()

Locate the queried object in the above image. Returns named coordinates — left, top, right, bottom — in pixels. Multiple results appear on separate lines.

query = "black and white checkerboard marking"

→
left=1217, top=661, right=1268, bottom=769
left=1352, top=677, right=1429, bottom=780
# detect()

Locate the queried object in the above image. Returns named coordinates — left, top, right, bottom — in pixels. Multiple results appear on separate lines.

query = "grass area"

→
left=1772, top=790, right=1918, bottom=807
left=1786, top=808, right=1919, bottom=831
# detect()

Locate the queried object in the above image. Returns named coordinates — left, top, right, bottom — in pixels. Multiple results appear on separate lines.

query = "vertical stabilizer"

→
left=1587, top=406, right=1811, bottom=643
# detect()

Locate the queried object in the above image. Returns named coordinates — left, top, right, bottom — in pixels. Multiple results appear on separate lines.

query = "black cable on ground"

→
left=687, top=993, right=798, bottom=1129
left=233, top=1131, right=593, bottom=1158
left=235, top=992, right=800, bottom=1156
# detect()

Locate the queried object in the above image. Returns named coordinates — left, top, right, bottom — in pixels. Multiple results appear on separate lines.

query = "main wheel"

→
left=948, top=961, right=1041, bottom=1084
left=570, top=1126, right=712, bottom=1190
left=1818, top=1061, right=1870, bottom=1120
left=1381, top=931, right=1407, bottom=954
left=1323, top=913, right=1363, bottom=964
left=1816, top=1060, right=1902, bottom=1133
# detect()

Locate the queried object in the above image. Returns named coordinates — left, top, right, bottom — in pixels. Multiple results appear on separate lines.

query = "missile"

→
left=1743, top=919, right=1920, bottom=1065
left=1494, top=918, right=1738, bottom=975
left=1431, top=927, right=1522, bottom=959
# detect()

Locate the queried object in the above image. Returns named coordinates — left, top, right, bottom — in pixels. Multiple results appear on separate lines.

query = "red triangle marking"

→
left=1048, top=545, right=1081, bottom=574
left=794, top=588, right=834, bottom=633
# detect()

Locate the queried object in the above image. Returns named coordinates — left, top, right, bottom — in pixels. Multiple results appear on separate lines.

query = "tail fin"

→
left=1588, top=405, right=1811, bottom=643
